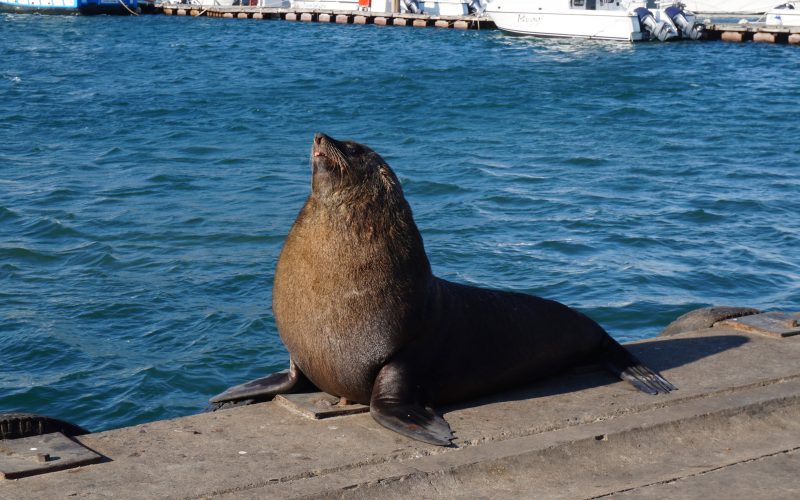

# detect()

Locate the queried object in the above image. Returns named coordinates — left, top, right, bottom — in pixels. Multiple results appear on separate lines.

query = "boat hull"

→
left=486, top=6, right=645, bottom=41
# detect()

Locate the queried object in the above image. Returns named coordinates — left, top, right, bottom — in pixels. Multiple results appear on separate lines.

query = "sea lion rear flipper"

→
left=369, top=362, right=454, bottom=446
left=600, top=337, right=676, bottom=395
left=209, top=359, right=316, bottom=405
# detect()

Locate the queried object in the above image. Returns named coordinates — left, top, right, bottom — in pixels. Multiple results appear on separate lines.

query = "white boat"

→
left=0, top=0, right=138, bottom=13
left=675, top=0, right=778, bottom=15
left=485, top=0, right=705, bottom=42
left=183, top=0, right=288, bottom=5
left=765, top=1, right=800, bottom=25
left=398, top=0, right=481, bottom=15
left=290, top=0, right=359, bottom=9
left=180, top=0, right=236, bottom=6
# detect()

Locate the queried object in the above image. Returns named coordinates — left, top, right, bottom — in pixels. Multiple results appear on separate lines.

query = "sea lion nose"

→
left=314, top=133, right=329, bottom=145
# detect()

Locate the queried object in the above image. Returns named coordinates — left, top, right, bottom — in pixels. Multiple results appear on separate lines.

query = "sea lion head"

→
left=310, top=133, right=402, bottom=204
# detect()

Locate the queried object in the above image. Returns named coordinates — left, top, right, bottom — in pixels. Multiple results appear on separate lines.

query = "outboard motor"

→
left=403, top=0, right=421, bottom=13
left=665, top=5, right=705, bottom=39
left=467, top=0, right=484, bottom=15
left=634, top=7, right=679, bottom=41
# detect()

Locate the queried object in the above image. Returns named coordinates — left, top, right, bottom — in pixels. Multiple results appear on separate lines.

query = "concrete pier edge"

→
left=2, top=316, right=800, bottom=498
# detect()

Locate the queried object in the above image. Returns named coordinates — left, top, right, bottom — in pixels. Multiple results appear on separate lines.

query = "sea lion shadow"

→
left=444, top=334, right=750, bottom=411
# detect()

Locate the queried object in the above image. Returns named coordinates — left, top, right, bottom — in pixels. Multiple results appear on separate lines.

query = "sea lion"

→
left=659, top=306, right=760, bottom=337
left=211, top=133, right=675, bottom=446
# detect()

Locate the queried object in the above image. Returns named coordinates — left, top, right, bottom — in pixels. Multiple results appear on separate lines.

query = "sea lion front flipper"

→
left=369, top=362, right=454, bottom=446
left=209, top=359, right=316, bottom=405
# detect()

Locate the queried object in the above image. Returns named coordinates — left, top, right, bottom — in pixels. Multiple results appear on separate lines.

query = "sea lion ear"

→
left=377, top=165, right=395, bottom=190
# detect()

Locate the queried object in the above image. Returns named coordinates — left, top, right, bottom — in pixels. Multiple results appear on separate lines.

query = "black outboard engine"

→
left=634, top=7, right=679, bottom=41
left=467, top=0, right=484, bottom=14
left=665, top=5, right=705, bottom=40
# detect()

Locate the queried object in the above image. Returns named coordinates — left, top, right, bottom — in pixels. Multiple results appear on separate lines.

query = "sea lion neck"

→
left=300, top=134, right=432, bottom=275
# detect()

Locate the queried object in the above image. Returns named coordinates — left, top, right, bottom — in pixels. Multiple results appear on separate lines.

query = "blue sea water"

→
left=1, top=13, right=799, bottom=432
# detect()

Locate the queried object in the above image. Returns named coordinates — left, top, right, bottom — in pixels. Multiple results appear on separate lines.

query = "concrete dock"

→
left=154, top=3, right=800, bottom=43
left=704, top=22, right=800, bottom=44
left=160, top=4, right=495, bottom=30
left=2, top=312, right=800, bottom=498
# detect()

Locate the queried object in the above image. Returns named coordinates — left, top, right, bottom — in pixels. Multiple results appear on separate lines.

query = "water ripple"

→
left=1, top=14, right=798, bottom=432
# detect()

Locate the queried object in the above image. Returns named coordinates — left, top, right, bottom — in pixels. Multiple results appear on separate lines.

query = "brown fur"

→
left=213, top=133, right=674, bottom=445
left=270, top=133, right=673, bottom=417
left=272, top=134, right=430, bottom=403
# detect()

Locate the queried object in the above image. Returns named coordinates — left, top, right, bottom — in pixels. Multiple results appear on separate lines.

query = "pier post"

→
left=721, top=31, right=743, bottom=42
left=753, top=32, right=775, bottom=43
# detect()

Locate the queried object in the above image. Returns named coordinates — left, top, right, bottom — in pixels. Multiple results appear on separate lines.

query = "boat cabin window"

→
left=571, top=0, right=596, bottom=9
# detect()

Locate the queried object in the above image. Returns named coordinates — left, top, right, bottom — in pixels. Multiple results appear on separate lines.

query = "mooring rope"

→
left=117, top=0, right=140, bottom=16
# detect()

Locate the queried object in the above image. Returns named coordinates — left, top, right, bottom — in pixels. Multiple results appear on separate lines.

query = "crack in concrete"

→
left=589, top=446, right=800, bottom=499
